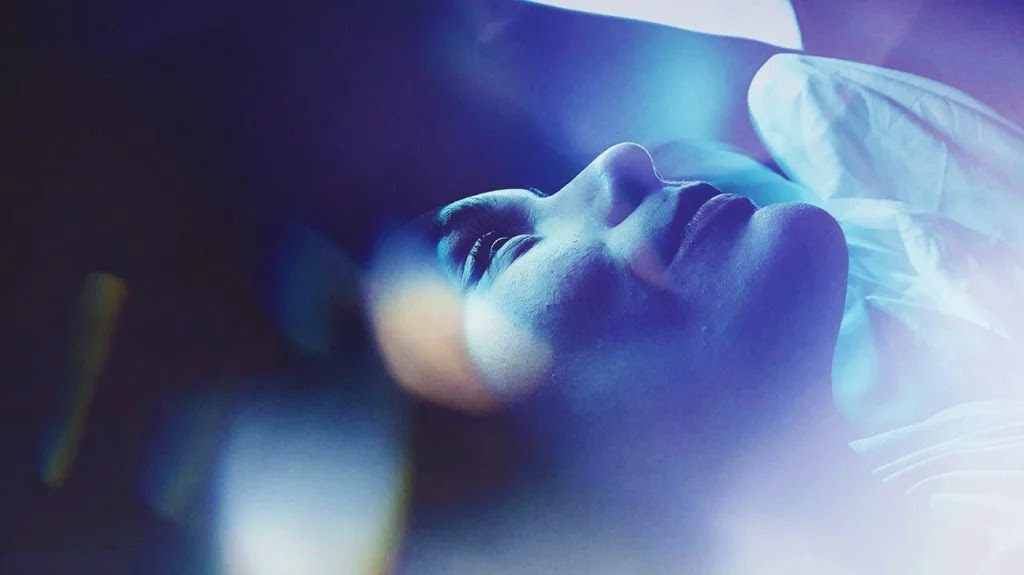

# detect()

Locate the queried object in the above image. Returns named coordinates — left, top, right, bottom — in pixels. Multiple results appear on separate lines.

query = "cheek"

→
left=465, top=237, right=708, bottom=410
left=464, top=241, right=632, bottom=401
left=464, top=295, right=554, bottom=401
left=489, top=240, right=632, bottom=341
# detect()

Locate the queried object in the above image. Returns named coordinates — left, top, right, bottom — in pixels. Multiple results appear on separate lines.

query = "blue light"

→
left=521, top=0, right=802, bottom=49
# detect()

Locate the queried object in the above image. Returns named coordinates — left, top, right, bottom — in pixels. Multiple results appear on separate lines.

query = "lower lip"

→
left=676, top=193, right=753, bottom=255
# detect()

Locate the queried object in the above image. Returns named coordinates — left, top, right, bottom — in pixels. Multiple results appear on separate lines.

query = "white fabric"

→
left=748, top=53, right=1024, bottom=574
left=748, top=54, right=1024, bottom=434
left=521, top=0, right=803, bottom=49
left=850, top=400, right=1024, bottom=574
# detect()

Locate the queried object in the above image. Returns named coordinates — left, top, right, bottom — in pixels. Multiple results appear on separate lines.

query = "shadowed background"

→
left=2, top=0, right=1024, bottom=573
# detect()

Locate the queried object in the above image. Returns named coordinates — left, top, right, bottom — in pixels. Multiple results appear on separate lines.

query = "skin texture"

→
left=431, top=143, right=848, bottom=449
left=388, top=144, right=881, bottom=573
left=374, top=141, right=849, bottom=477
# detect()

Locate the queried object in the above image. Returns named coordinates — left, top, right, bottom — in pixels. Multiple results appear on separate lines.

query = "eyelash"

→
left=460, top=215, right=508, bottom=286
left=451, top=188, right=546, bottom=286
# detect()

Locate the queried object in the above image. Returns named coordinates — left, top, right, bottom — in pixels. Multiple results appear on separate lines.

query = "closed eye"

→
left=463, top=231, right=504, bottom=285
left=433, top=188, right=543, bottom=287
left=464, top=233, right=539, bottom=288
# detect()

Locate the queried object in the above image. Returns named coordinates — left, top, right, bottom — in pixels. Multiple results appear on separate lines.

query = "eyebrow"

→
left=438, top=196, right=490, bottom=234
left=425, top=187, right=546, bottom=242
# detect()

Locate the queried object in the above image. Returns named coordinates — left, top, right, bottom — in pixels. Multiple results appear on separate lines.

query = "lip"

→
left=673, top=192, right=755, bottom=259
left=660, top=182, right=723, bottom=259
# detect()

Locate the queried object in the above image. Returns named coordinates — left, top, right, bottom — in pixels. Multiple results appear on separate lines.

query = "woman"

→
left=370, top=53, right=1024, bottom=573
left=370, top=141, right=920, bottom=573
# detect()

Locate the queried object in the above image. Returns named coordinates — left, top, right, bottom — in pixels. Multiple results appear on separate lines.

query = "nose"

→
left=598, top=142, right=663, bottom=187
left=589, top=143, right=664, bottom=226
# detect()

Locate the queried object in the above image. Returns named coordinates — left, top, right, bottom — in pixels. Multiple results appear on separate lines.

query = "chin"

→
left=741, top=202, right=849, bottom=364
left=757, top=201, right=848, bottom=285
left=787, top=202, right=848, bottom=291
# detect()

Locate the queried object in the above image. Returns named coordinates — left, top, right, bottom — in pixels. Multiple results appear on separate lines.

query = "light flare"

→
left=521, top=0, right=803, bottom=49
left=41, top=272, right=127, bottom=488
left=365, top=231, right=498, bottom=413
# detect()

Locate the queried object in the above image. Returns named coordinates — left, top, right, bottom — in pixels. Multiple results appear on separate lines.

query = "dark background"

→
left=3, top=1, right=1023, bottom=573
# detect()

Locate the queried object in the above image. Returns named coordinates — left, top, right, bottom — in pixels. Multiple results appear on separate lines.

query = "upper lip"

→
left=660, top=182, right=722, bottom=261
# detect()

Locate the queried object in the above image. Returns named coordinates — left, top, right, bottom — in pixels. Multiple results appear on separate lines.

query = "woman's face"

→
left=375, top=143, right=848, bottom=432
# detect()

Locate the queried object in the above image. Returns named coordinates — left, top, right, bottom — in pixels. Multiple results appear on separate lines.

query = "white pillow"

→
left=748, top=54, right=1024, bottom=435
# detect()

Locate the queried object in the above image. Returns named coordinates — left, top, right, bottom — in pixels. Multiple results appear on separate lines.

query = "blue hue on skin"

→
left=430, top=142, right=850, bottom=476
left=397, top=143, right=896, bottom=574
